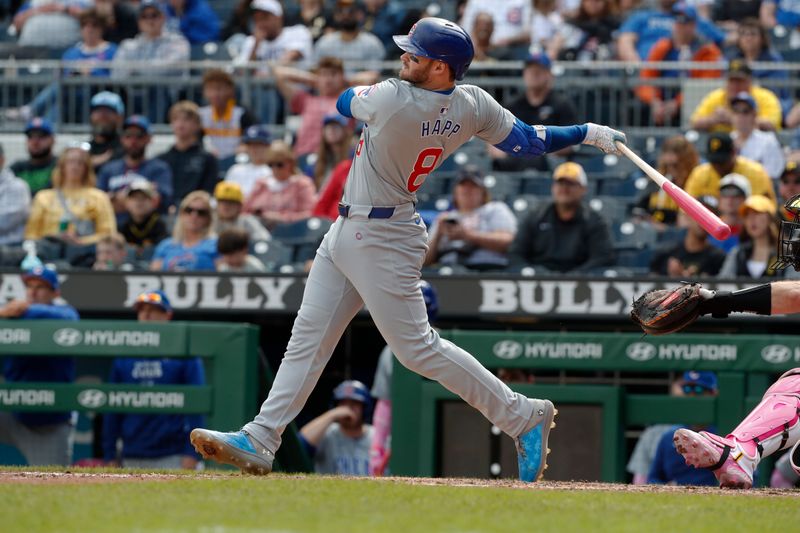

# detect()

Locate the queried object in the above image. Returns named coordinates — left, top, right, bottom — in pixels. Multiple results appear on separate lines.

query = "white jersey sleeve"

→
left=462, top=85, right=516, bottom=145
left=348, top=80, right=403, bottom=125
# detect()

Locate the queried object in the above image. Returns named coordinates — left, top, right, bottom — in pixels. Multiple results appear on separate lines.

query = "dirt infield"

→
left=1, top=470, right=797, bottom=495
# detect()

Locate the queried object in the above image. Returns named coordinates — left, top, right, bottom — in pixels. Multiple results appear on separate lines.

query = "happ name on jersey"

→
left=421, top=118, right=461, bottom=138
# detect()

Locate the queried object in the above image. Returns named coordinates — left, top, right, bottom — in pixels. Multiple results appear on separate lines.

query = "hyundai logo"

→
left=761, top=344, right=792, bottom=365
left=53, top=328, right=82, bottom=347
left=493, top=340, right=523, bottom=360
left=626, top=342, right=657, bottom=362
left=77, top=389, right=107, bottom=409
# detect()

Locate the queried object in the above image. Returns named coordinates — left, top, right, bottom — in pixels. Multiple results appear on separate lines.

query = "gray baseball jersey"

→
left=243, top=78, right=550, bottom=457
left=313, top=423, right=375, bottom=476
left=343, top=79, right=516, bottom=206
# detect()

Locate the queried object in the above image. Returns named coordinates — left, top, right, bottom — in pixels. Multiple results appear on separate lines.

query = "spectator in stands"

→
left=491, top=53, right=578, bottom=171
left=213, top=181, right=271, bottom=242
left=284, top=0, right=333, bottom=42
left=647, top=371, right=719, bottom=486
left=690, top=59, right=782, bottom=132
left=164, top=0, right=220, bottom=44
left=119, top=179, right=169, bottom=253
left=231, top=0, right=314, bottom=69
left=215, top=227, right=266, bottom=272
left=199, top=69, right=256, bottom=163
left=95, top=0, right=138, bottom=44
left=760, top=0, right=800, bottom=35
left=10, top=118, right=57, bottom=195
left=0, top=145, right=31, bottom=247
left=6, top=9, right=118, bottom=124
left=224, top=125, right=273, bottom=198
left=0, top=266, right=79, bottom=466
left=424, top=166, right=518, bottom=271
left=300, top=380, right=374, bottom=476
left=460, top=0, right=530, bottom=52
left=778, top=163, right=800, bottom=220
left=362, top=0, right=407, bottom=50
left=313, top=0, right=385, bottom=74
left=730, top=92, right=785, bottom=180
left=634, top=135, right=700, bottom=228
left=724, top=18, right=791, bottom=111
left=93, top=232, right=131, bottom=270
left=150, top=190, right=217, bottom=271
left=530, top=0, right=562, bottom=55
left=684, top=132, right=775, bottom=201
left=25, top=146, right=117, bottom=245
left=649, top=195, right=726, bottom=276
left=104, top=290, right=204, bottom=469
left=617, top=0, right=724, bottom=61
left=88, top=91, right=125, bottom=173
left=713, top=173, right=750, bottom=252
left=508, top=162, right=616, bottom=273
left=312, top=157, right=350, bottom=221
left=98, top=115, right=174, bottom=215
left=310, top=114, right=355, bottom=190
left=718, top=194, right=785, bottom=279
left=684, top=133, right=775, bottom=199
left=158, top=101, right=219, bottom=206
left=635, top=4, right=722, bottom=127
left=244, top=141, right=317, bottom=230
left=713, top=0, right=761, bottom=29
left=548, top=0, right=620, bottom=62
left=111, top=0, right=190, bottom=80
left=273, top=57, right=349, bottom=158
left=13, top=0, right=91, bottom=48
left=469, top=12, right=498, bottom=62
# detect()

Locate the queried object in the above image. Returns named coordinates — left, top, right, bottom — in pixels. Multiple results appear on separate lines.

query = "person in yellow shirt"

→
left=684, top=132, right=776, bottom=202
left=690, top=59, right=782, bottom=132
left=25, top=146, right=117, bottom=245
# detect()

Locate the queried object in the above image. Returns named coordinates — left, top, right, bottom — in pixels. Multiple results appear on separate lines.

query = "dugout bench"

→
left=391, top=331, right=796, bottom=484
left=0, top=320, right=311, bottom=472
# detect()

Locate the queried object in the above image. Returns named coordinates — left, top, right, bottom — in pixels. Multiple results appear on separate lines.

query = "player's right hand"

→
left=583, top=123, right=627, bottom=155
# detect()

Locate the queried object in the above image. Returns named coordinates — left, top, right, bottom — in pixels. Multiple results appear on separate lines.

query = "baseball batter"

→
left=191, top=17, right=626, bottom=482
left=631, top=193, right=800, bottom=489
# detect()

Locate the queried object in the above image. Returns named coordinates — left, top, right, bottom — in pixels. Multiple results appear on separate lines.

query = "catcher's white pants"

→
left=244, top=206, right=537, bottom=453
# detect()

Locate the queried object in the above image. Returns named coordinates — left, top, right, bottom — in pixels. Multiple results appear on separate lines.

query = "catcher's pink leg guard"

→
left=674, top=369, right=800, bottom=489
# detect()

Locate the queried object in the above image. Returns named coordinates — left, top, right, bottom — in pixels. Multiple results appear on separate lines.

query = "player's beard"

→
left=399, top=61, right=433, bottom=85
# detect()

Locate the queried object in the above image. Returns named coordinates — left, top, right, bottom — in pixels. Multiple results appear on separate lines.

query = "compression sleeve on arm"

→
left=336, top=88, right=355, bottom=118
left=493, top=118, right=588, bottom=156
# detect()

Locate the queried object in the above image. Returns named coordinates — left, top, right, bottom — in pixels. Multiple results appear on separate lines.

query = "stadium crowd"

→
left=0, top=0, right=798, bottom=278
left=2, top=0, right=800, bottom=484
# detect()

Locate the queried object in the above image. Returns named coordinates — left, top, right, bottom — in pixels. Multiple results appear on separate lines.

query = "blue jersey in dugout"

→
left=102, top=357, right=205, bottom=461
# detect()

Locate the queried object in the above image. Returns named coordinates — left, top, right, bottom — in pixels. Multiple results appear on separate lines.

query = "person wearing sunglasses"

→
left=150, top=190, right=217, bottom=271
left=779, top=163, right=800, bottom=222
left=243, top=141, right=316, bottom=230
left=647, top=371, right=719, bottom=486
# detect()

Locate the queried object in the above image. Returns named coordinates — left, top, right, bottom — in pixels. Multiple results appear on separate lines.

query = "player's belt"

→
left=338, top=204, right=396, bottom=219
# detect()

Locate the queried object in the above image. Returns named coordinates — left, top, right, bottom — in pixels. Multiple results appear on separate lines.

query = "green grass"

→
left=1, top=471, right=799, bottom=532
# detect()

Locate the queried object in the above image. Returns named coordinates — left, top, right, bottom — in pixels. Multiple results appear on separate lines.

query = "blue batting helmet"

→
left=333, top=380, right=371, bottom=405
left=420, top=280, right=439, bottom=323
left=393, top=18, right=474, bottom=80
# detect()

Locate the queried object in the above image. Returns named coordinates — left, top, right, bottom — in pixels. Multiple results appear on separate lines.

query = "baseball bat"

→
left=615, top=141, right=731, bottom=241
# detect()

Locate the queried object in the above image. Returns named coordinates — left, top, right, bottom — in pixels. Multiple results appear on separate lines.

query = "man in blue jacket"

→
left=0, top=266, right=79, bottom=466
left=103, top=290, right=204, bottom=469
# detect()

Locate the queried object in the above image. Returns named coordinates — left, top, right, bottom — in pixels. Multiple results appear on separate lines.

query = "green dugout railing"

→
left=392, top=331, right=799, bottom=482
left=0, top=320, right=310, bottom=471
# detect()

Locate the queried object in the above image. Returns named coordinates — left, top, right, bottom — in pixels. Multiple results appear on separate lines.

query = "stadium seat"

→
left=251, top=239, right=294, bottom=272
left=589, top=196, right=634, bottom=225
left=270, top=217, right=332, bottom=246
left=519, top=172, right=553, bottom=195
left=482, top=172, right=522, bottom=200
left=612, top=221, right=658, bottom=249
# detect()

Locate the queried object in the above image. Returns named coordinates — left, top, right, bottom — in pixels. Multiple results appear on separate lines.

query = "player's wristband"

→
left=698, top=283, right=772, bottom=318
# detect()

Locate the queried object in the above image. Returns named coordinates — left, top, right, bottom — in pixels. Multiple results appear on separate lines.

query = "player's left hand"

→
left=0, top=300, right=29, bottom=318
left=582, top=123, right=626, bottom=155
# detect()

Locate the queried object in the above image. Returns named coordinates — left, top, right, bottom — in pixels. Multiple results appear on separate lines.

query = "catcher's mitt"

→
left=630, top=283, right=706, bottom=335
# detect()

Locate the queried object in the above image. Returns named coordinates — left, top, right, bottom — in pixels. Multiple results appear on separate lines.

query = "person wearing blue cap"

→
left=223, top=125, right=274, bottom=198
left=89, top=91, right=126, bottom=173
left=493, top=53, right=578, bottom=172
left=102, top=290, right=205, bottom=469
left=97, top=115, right=174, bottom=216
left=10, top=118, right=57, bottom=195
left=731, top=92, right=785, bottom=180
left=646, top=371, right=719, bottom=486
left=0, top=266, right=79, bottom=466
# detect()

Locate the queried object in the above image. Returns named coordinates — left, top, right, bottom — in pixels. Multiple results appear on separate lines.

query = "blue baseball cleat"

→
left=190, top=428, right=274, bottom=475
left=515, top=400, right=557, bottom=482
